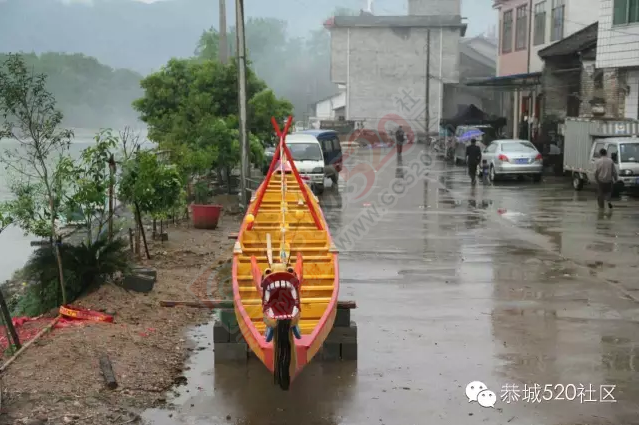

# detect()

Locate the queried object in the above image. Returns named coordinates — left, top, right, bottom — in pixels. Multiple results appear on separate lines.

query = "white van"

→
left=284, top=134, right=326, bottom=194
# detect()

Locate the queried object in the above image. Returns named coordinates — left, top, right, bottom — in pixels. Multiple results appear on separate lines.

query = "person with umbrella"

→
left=465, top=138, right=482, bottom=185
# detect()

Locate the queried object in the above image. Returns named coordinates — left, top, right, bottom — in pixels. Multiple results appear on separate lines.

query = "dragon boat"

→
left=231, top=116, right=339, bottom=390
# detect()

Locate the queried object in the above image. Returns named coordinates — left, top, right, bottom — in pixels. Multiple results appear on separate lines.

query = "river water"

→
left=0, top=128, right=150, bottom=282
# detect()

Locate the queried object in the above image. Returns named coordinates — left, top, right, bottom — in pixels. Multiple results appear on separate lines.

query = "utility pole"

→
left=236, top=0, right=249, bottom=207
left=219, top=0, right=228, bottom=64
left=425, top=29, right=431, bottom=138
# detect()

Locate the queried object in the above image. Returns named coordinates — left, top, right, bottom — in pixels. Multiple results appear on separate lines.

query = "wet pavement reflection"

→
left=144, top=148, right=639, bottom=425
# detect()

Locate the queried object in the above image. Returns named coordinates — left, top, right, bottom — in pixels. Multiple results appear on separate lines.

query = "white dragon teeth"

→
left=291, top=289, right=297, bottom=299
left=265, top=291, right=270, bottom=301
left=292, top=306, right=299, bottom=317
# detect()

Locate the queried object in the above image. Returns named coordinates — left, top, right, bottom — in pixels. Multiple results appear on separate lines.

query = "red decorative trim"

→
left=248, top=116, right=322, bottom=231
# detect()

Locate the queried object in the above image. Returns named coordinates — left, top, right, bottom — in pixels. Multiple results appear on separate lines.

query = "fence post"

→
left=108, top=154, right=116, bottom=241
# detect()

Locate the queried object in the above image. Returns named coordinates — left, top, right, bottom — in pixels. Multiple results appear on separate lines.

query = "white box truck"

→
left=562, top=118, right=639, bottom=194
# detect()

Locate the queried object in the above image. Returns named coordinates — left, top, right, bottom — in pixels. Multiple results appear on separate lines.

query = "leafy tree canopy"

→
left=133, top=57, right=288, bottom=184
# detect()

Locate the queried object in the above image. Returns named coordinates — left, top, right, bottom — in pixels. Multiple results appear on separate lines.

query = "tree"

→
left=0, top=204, right=12, bottom=234
left=118, top=126, right=143, bottom=162
left=0, top=53, right=74, bottom=304
left=118, top=150, right=184, bottom=258
left=133, top=57, right=286, bottom=192
left=248, top=89, right=294, bottom=146
left=64, top=130, right=118, bottom=246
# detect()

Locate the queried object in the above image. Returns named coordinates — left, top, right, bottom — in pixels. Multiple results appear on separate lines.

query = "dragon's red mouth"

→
left=263, top=280, right=299, bottom=320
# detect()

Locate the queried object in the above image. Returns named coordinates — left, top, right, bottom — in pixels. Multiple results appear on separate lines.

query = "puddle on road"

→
left=143, top=321, right=358, bottom=425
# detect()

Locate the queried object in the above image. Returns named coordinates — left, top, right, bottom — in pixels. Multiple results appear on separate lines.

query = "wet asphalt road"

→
left=144, top=146, right=639, bottom=425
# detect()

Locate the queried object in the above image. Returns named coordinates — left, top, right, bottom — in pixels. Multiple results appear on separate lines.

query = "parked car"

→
left=481, top=139, right=543, bottom=182
left=262, top=146, right=276, bottom=175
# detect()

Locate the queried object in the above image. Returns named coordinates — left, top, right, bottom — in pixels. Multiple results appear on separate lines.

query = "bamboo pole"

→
left=0, top=316, right=60, bottom=373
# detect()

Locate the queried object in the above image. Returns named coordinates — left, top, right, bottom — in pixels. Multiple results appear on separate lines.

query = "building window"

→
left=613, top=0, right=639, bottom=25
left=502, top=10, right=513, bottom=53
left=534, top=2, right=546, bottom=45
left=515, top=6, right=528, bottom=50
left=551, top=0, right=565, bottom=41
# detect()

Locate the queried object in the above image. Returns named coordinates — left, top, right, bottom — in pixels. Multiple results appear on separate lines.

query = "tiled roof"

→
left=538, top=22, right=598, bottom=58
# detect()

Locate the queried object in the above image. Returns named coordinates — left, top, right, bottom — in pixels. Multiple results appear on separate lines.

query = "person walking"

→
left=395, top=126, right=405, bottom=156
left=465, top=138, right=482, bottom=185
left=594, top=148, right=618, bottom=209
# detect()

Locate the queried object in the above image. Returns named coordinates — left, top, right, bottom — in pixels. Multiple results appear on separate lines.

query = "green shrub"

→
left=14, top=236, right=131, bottom=316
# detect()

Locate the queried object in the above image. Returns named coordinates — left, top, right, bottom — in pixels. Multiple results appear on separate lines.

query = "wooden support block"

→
left=319, top=342, right=341, bottom=361
left=334, top=308, right=350, bottom=327
left=341, top=342, right=358, bottom=361
left=228, top=232, right=239, bottom=240
left=214, top=342, right=249, bottom=362
left=247, top=345, right=258, bottom=360
left=338, top=300, right=356, bottom=309
left=326, top=321, right=357, bottom=344
left=213, top=323, right=231, bottom=343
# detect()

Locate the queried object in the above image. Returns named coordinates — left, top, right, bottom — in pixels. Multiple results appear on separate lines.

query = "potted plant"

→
left=191, top=180, right=223, bottom=229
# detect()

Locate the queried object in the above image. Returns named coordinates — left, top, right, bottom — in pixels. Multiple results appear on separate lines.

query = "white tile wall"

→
left=596, top=0, right=639, bottom=68
left=528, top=0, right=599, bottom=73
left=624, top=70, right=639, bottom=119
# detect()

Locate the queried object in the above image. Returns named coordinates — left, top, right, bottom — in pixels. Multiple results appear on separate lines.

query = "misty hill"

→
left=0, top=0, right=372, bottom=74
left=0, top=52, right=143, bottom=128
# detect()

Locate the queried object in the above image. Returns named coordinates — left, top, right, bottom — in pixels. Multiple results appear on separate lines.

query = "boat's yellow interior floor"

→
left=237, top=172, right=335, bottom=335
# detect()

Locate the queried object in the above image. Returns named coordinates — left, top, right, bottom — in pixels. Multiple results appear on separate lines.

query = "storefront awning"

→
left=464, top=72, right=542, bottom=89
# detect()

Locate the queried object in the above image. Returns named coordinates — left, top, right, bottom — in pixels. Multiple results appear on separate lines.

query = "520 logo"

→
left=337, top=113, right=420, bottom=201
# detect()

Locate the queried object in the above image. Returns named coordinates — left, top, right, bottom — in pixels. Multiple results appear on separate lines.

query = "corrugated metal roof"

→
left=538, top=22, right=598, bottom=58
left=327, top=15, right=466, bottom=29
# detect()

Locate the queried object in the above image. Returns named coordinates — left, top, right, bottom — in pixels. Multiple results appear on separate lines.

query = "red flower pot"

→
left=191, top=204, right=223, bottom=229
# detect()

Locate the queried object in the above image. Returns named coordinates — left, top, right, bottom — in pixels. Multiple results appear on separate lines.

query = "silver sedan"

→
left=482, top=139, right=543, bottom=182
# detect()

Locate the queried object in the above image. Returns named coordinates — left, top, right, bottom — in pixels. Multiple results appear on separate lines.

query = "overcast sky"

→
left=128, top=0, right=497, bottom=36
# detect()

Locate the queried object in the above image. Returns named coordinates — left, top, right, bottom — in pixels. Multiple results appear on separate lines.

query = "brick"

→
left=213, top=323, right=231, bottom=343
left=334, top=308, right=350, bottom=327
left=326, top=321, right=357, bottom=344
left=214, top=342, right=248, bottom=362
left=320, top=342, right=341, bottom=361
left=341, top=342, right=358, bottom=361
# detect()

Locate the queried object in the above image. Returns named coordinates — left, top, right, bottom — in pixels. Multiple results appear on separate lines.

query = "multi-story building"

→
left=596, top=0, right=639, bottom=119
left=325, top=0, right=466, bottom=135
left=471, top=0, right=598, bottom=137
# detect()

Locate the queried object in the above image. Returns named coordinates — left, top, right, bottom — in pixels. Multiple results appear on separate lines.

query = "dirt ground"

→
left=0, top=202, right=241, bottom=425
